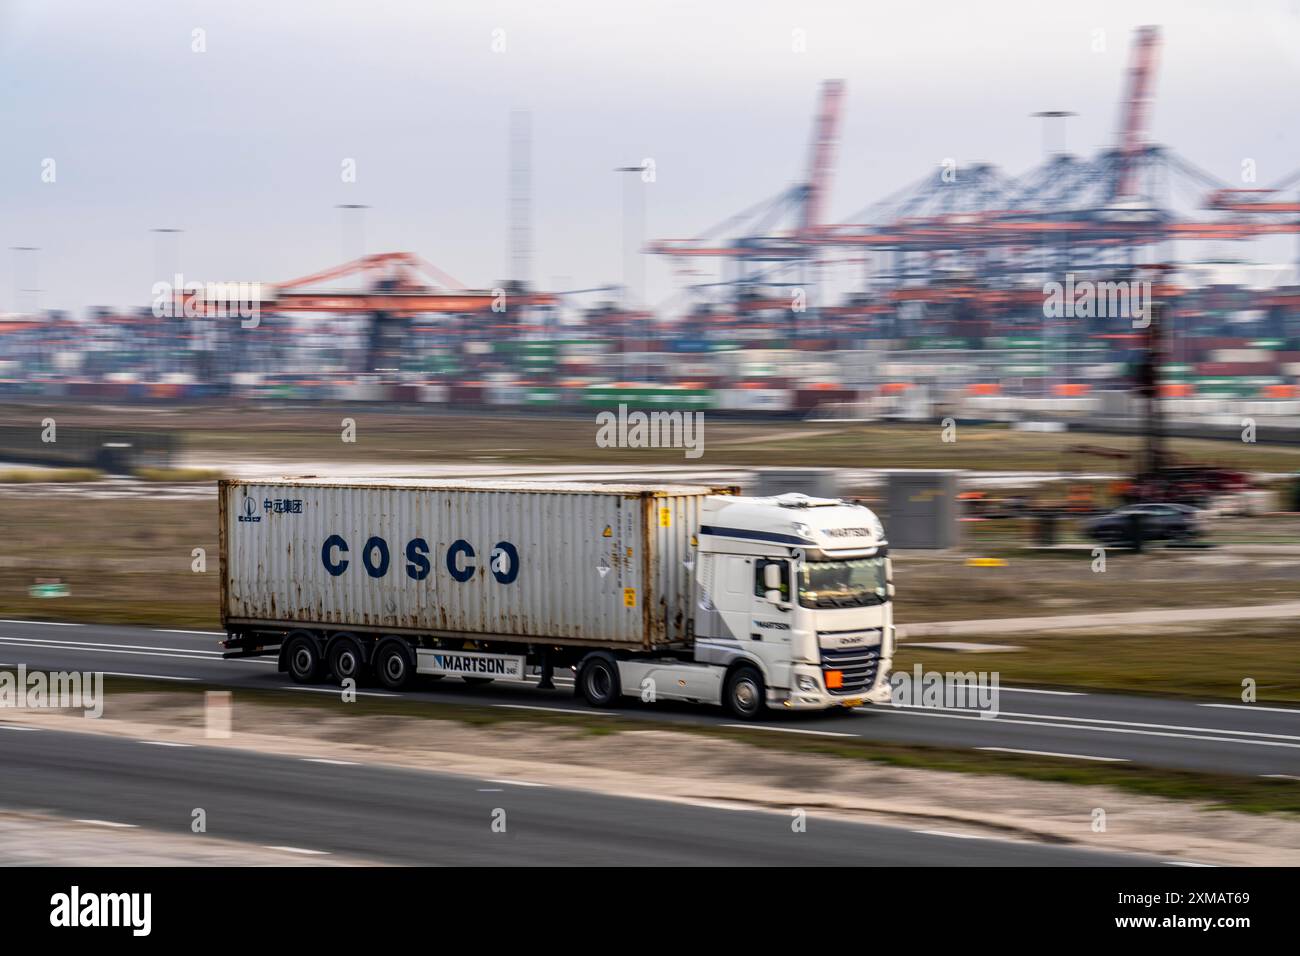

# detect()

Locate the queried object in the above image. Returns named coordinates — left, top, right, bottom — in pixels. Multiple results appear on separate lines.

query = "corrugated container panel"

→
left=220, top=480, right=729, bottom=649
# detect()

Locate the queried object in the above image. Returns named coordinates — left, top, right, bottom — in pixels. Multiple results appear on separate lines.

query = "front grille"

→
left=819, top=643, right=882, bottom=695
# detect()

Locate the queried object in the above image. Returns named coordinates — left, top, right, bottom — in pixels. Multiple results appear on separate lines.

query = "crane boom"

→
left=800, top=79, right=846, bottom=233
left=1115, top=25, right=1160, bottom=199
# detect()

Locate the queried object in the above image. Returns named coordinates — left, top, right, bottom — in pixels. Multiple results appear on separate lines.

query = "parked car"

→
left=1083, top=503, right=1204, bottom=546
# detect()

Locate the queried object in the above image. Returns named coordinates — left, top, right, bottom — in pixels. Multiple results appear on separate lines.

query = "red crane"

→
left=1114, top=25, right=1160, bottom=199
left=800, top=79, right=846, bottom=235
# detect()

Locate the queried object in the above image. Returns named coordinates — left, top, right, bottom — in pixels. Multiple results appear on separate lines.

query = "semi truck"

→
left=219, top=478, right=894, bottom=718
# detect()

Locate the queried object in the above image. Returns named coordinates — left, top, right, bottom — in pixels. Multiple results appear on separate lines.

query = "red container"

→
left=1194, top=362, right=1277, bottom=376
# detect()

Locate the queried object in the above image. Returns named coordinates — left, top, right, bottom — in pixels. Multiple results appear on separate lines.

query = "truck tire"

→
left=374, top=640, right=413, bottom=691
left=578, top=655, right=621, bottom=709
left=724, top=665, right=766, bottom=720
left=285, top=634, right=324, bottom=685
left=328, top=636, right=365, bottom=685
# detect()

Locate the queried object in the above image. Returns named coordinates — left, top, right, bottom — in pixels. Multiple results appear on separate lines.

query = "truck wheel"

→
left=578, top=655, right=621, bottom=709
left=724, top=665, right=766, bottom=720
left=328, top=636, right=364, bottom=685
left=286, top=634, right=324, bottom=685
left=374, top=641, right=413, bottom=691
left=462, top=677, right=494, bottom=686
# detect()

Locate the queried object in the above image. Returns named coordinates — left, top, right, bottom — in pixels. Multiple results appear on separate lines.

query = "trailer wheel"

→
left=724, top=665, right=766, bottom=720
left=328, top=636, right=364, bottom=685
left=578, top=655, right=621, bottom=709
left=285, top=634, right=324, bottom=685
left=374, top=640, right=413, bottom=691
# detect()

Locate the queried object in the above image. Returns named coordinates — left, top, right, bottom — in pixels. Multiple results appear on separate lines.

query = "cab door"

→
left=749, top=558, right=794, bottom=675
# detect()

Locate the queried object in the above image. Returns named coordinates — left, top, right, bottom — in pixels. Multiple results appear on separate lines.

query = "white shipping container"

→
left=417, top=384, right=448, bottom=404
left=1209, top=349, right=1271, bottom=364
left=220, top=479, right=732, bottom=648
left=716, top=388, right=793, bottom=412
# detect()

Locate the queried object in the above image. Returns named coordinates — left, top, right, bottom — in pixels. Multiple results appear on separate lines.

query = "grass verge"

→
left=131, top=467, right=225, bottom=482
left=0, top=467, right=102, bottom=483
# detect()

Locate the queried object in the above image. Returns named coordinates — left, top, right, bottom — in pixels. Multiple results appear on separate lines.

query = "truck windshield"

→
left=797, top=557, right=888, bottom=609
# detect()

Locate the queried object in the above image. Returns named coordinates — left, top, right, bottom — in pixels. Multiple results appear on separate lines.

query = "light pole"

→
left=615, top=165, right=648, bottom=381
left=1031, top=110, right=1076, bottom=157
left=9, top=246, right=39, bottom=315
left=335, top=204, right=370, bottom=276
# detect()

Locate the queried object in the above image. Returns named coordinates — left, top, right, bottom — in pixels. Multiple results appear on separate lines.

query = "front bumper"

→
left=772, top=661, right=893, bottom=710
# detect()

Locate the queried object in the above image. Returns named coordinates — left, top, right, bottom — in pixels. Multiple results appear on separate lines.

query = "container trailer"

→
left=219, top=478, right=894, bottom=717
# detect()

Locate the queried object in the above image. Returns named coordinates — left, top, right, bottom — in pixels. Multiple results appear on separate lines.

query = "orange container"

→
left=1159, top=382, right=1193, bottom=397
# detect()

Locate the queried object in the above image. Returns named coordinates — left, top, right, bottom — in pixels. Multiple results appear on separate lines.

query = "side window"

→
left=754, top=559, right=790, bottom=599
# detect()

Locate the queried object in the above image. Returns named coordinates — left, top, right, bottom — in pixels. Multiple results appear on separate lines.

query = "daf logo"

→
left=237, top=496, right=262, bottom=523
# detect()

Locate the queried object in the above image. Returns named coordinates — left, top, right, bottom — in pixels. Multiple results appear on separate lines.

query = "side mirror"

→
left=763, top=563, right=781, bottom=590
left=765, top=588, right=783, bottom=604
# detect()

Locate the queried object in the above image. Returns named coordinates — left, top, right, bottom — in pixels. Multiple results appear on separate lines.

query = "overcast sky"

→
left=2, top=0, right=1298, bottom=315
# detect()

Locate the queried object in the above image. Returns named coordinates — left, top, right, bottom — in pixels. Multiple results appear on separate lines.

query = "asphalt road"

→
left=0, top=721, right=1159, bottom=865
left=1, top=619, right=1297, bottom=777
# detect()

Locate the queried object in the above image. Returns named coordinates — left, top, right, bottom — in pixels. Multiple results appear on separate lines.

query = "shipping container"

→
left=220, top=479, right=725, bottom=647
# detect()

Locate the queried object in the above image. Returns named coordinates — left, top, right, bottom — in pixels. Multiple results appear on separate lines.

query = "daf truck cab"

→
left=588, top=492, right=894, bottom=718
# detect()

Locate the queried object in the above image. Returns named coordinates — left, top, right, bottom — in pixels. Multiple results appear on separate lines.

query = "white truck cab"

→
left=610, top=492, right=894, bottom=718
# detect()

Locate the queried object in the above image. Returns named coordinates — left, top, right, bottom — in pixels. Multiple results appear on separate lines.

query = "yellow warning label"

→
left=965, top=557, right=1008, bottom=568
left=623, top=588, right=636, bottom=607
left=659, top=508, right=671, bottom=527
left=602, top=525, right=612, bottom=538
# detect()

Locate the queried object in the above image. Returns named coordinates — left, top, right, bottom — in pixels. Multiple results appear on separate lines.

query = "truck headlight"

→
left=797, top=675, right=819, bottom=692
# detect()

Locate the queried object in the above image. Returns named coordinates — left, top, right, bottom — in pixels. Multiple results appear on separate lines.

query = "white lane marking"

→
left=916, top=829, right=986, bottom=840
left=263, top=845, right=330, bottom=856
left=155, top=629, right=226, bottom=636
left=279, top=687, right=399, bottom=699
left=978, top=746, right=1128, bottom=762
left=0, top=635, right=223, bottom=655
left=886, top=708, right=1300, bottom=750
left=721, top=723, right=856, bottom=738
left=0, top=724, right=41, bottom=732
left=477, top=788, right=503, bottom=793
left=302, top=758, right=359, bottom=767
left=139, top=740, right=193, bottom=748
left=995, top=687, right=1085, bottom=697
left=487, top=778, right=549, bottom=788
left=889, top=704, right=1300, bottom=743
left=0, top=640, right=220, bottom=662
left=684, top=799, right=764, bottom=813
left=76, top=819, right=138, bottom=829
left=1201, top=703, right=1300, bottom=715
left=103, top=672, right=198, bottom=682
left=1165, top=861, right=1216, bottom=867
left=0, top=620, right=81, bottom=626
left=1262, top=773, right=1300, bottom=781
left=494, top=704, right=615, bottom=717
